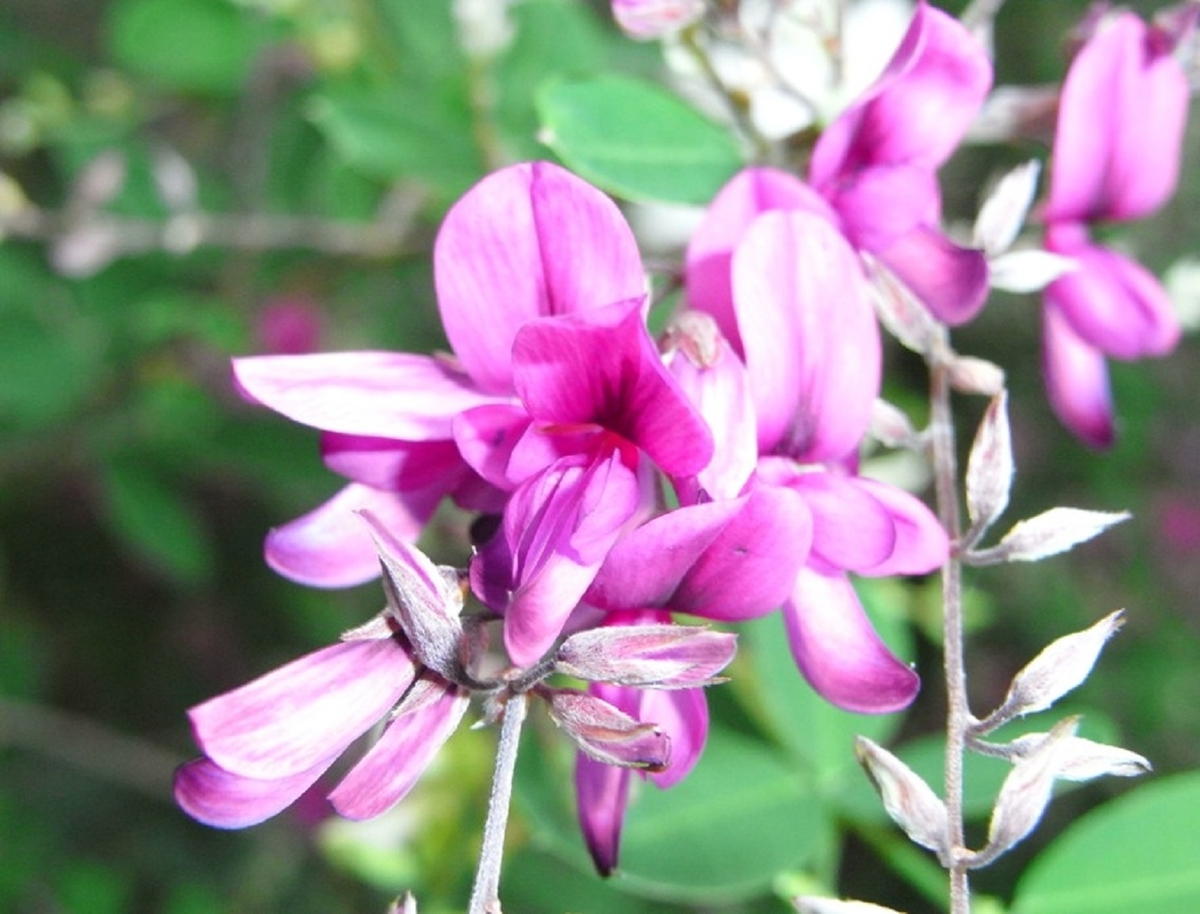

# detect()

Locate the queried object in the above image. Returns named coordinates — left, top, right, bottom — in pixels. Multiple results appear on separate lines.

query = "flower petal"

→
left=787, top=472, right=897, bottom=573
left=641, top=687, right=709, bottom=789
left=783, top=568, right=919, bottom=713
left=1041, top=303, right=1114, bottom=448
left=233, top=352, right=493, bottom=439
left=265, top=484, right=440, bottom=588
left=732, top=211, right=880, bottom=463
left=175, top=757, right=329, bottom=829
left=189, top=638, right=416, bottom=780
left=875, top=225, right=990, bottom=326
left=512, top=299, right=714, bottom=477
left=321, top=434, right=466, bottom=492
left=850, top=478, right=948, bottom=576
left=329, top=683, right=470, bottom=820
left=575, top=754, right=630, bottom=876
left=435, top=161, right=646, bottom=394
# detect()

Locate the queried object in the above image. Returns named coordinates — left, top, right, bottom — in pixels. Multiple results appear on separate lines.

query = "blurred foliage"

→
left=2, top=0, right=1200, bottom=912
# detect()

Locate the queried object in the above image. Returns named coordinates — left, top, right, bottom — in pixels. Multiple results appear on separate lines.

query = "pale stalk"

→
left=468, top=691, right=529, bottom=914
left=929, top=353, right=971, bottom=913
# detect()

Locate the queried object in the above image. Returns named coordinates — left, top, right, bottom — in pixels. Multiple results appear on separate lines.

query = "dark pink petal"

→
left=175, top=757, right=329, bottom=829
left=819, top=163, right=939, bottom=252
left=641, top=687, right=709, bottom=789
left=1044, top=225, right=1180, bottom=359
left=875, top=225, right=991, bottom=326
left=783, top=568, right=919, bottom=713
left=1042, top=303, right=1115, bottom=449
left=471, top=450, right=644, bottom=666
left=587, top=487, right=812, bottom=620
left=453, top=404, right=535, bottom=490
left=732, top=211, right=879, bottom=462
left=1046, top=12, right=1189, bottom=222
left=810, top=2, right=991, bottom=181
left=329, top=684, right=470, bottom=820
left=685, top=168, right=838, bottom=355
left=435, top=162, right=646, bottom=394
left=264, top=484, right=440, bottom=588
left=575, top=754, right=630, bottom=876
left=232, top=352, right=494, bottom=439
left=321, top=434, right=466, bottom=492
left=189, top=638, right=416, bottom=780
left=512, top=299, right=714, bottom=477
left=787, top=472, right=896, bottom=573
left=849, top=478, right=948, bottom=576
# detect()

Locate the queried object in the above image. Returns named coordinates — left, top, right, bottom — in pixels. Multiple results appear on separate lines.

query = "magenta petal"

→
left=1047, top=12, right=1189, bottom=222
left=329, top=685, right=470, bottom=820
left=874, top=225, right=990, bottom=326
left=811, top=2, right=991, bottom=180
left=322, top=434, right=466, bottom=491
left=1044, top=226, right=1181, bottom=360
left=189, top=638, right=416, bottom=780
left=849, top=478, right=948, bottom=576
left=453, top=404, right=535, bottom=490
left=685, top=168, right=839, bottom=355
left=587, top=487, right=812, bottom=620
left=435, top=162, right=646, bottom=395
left=232, top=352, right=493, bottom=439
left=783, top=568, right=919, bottom=713
left=575, top=754, right=630, bottom=876
left=788, top=472, right=896, bottom=573
left=822, top=163, right=939, bottom=252
left=175, top=757, right=329, bottom=829
left=1042, top=303, right=1115, bottom=448
left=265, top=484, right=439, bottom=588
left=732, top=211, right=880, bottom=463
left=642, top=687, right=708, bottom=789
left=512, top=299, right=714, bottom=477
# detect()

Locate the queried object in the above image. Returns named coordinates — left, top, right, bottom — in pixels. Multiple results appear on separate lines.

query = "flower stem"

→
left=468, top=690, right=528, bottom=914
left=930, top=356, right=971, bottom=914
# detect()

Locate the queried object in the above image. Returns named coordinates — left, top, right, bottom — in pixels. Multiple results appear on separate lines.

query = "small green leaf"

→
left=1012, top=770, right=1200, bottom=914
left=537, top=74, right=743, bottom=204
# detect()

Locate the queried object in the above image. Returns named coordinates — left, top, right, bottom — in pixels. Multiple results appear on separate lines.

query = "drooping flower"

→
left=1040, top=8, right=1192, bottom=446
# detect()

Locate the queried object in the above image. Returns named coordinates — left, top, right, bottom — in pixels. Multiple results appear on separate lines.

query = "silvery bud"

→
left=854, top=736, right=948, bottom=855
left=555, top=624, right=736, bottom=689
left=1000, top=611, right=1124, bottom=718
left=544, top=689, right=671, bottom=771
left=870, top=400, right=919, bottom=449
left=971, top=508, right=1130, bottom=565
left=1006, top=732, right=1151, bottom=783
left=795, top=898, right=907, bottom=914
left=981, top=717, right=1079, bottom=865
left=965, top=392, right=1013, bottom=538
left=974, top=160, right=1040, bottom=257
left=947, top=356, right=1006, bottom=397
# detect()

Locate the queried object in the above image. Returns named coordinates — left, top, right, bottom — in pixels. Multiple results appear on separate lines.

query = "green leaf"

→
left=107, top=0, right=273, bottom=94
left=537, top=74, right=743, bottom=204
left=100, top=459, right=214, bottom=584
left=1011, top=770, right=1200, bottom=914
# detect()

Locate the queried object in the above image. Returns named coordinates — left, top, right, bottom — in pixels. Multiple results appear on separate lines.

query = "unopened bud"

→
left=545, top=689, right=671, bottom=771
left=1006, top=732, right=1151, bottom=782
left=973, top=160, right=1040, bottom=257
left=1001, top=611, right=1124, bottom=718
left=855, top=736, right=948, bottom=854
left=965, top=392, right=1013, bottom=537
left=974, top=508, right=1130, bottom=565
left=556, top=623, right=736, bottom=688
left=664, top=309, right=722, bottom=368
left=947, top=355, right=1006, bottom=397
left=870, top=399, right=919, bottom=449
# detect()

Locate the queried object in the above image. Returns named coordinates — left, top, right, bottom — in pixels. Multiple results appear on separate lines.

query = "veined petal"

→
left=188, top=638, right=416, bottom=780
left=685, top=168, right=838, bottom=355
left=733, top=211, right=880, bottom=463
left=1044, top=225, right=1180, bottom=360
left=1042, top=303, right=1115, bottom=449
left=233, top=352, right=494, bottom=439
left=575, top=754, right=630, bottom=876
left=783, top=568, right=919, bottom=713
left=435, top=161, right=646, bottom=394
left=175, top=757, right=329, bottom=829
left=875, top=225, right=990, bottom=326
left=1046, top=12, right=1189, bottom=222
left=265, top=484, right=440, bottom=588
left=329, top=683, right=470, bottom=820
left=787, top=472, right=896, bottom=573
left=587, top=487, right=812, bottom=620
left=850, top=478, right=948, bottom=576
left=512, top=299, right=714, bottom=477
left=811, top=2, right=991, bottom=180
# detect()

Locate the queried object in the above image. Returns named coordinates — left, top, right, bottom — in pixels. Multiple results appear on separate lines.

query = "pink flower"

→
left=1041, top=8, right=1191, bottom=446
left=611, top=0, right=704, bottom=40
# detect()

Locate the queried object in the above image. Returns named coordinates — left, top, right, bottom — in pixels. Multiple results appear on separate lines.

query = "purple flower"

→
left=1041, top=9, right=1191, bottom=446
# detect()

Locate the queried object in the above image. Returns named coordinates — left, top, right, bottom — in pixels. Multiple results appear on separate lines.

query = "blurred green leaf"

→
left=537, top=74, right=742, bottom=204
left=99, top=459, right=214, bottom=584
left=1011, top=770, right=1200, bottom=914
left=0, top=315, right=105, bottom=430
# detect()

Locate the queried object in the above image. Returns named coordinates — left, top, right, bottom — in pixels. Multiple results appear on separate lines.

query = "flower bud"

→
left=974, top=160, right=1040, bottom=257
left=545, top=689, right=671, bottom=771
left=1006, top=732, right=1151, bottom=782
left=965, top=392, right=1013, bottom=536
left=555, top=623, right=736, bottom=688
left=854, top=736, right=948, bottom=854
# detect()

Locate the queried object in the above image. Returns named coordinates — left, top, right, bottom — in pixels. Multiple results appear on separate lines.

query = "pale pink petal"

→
left=1046, top=12, right=1189, bottom=222
left=849, top=478, right=948, bottom=576
left=232, top=352, right=494, bottom=439
left=612, top=0, right=704, bottom=39
left=587, top=487, right=812, bottom=620
left=512, top=299, right=714, bottom=478
left=189, top=638, right=416, bottom=780
left=787, top=472, right=896, bottom=573
left=875, top=224, right=991, bottom=326
left=329, top=684, right=470, bottom=820
left=1042, top=303, right=1115, bottom=449
left=265, top=484, right=440, bottom=588
left=783, top=568, right=919, bottom=713
left=685, top=167, right=838, bottom=355
left=434, top=162, right=646, bottom=394
left=175, top=757, right=329, bottom=829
